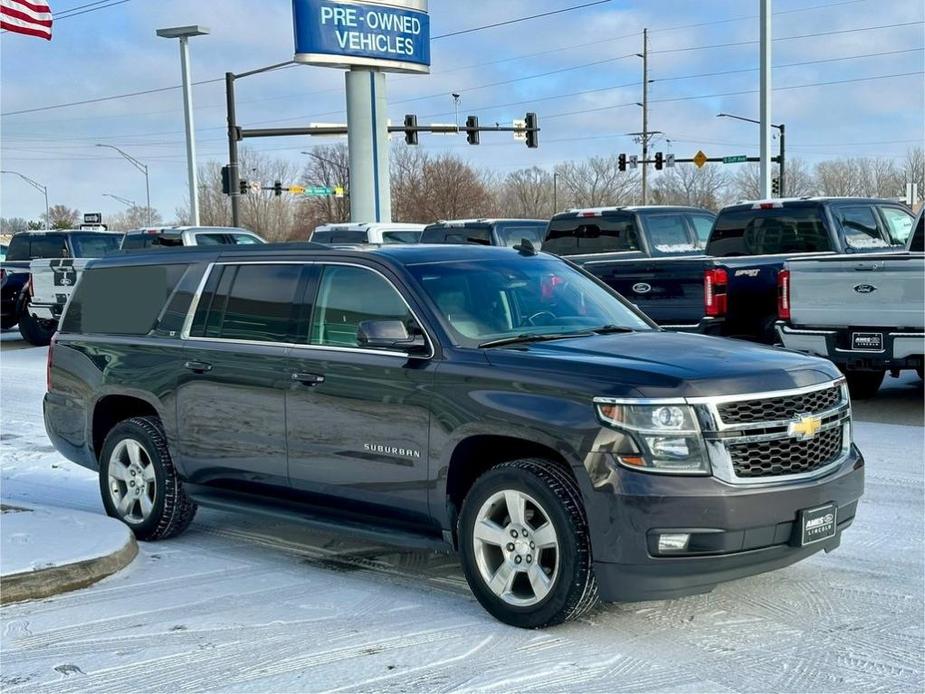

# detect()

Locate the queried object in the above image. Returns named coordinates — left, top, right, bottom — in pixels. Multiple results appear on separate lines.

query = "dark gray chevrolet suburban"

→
left=44, top=243, right=864, bottom=627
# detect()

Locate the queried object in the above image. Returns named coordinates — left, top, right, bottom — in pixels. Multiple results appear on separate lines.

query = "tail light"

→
left=26, top=273, right=34, bottom=297
left=777, top=269, right=791, bottom=320
left=46, top=333, right=57, bottom=392
left=704, top=268, right=728, bottom=317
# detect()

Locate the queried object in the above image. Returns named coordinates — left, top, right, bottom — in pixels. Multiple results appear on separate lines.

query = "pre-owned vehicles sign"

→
left=293, top=0, right=430, bottom=74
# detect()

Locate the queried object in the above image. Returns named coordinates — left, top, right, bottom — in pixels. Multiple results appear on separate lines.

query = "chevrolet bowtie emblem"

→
left=788, top=413, right=822, bottom=441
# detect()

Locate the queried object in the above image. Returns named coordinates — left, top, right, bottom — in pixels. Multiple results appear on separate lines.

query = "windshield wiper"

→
left=589, top=324, right=637, bottom=334
left=478, top=331, right=592, bottom=348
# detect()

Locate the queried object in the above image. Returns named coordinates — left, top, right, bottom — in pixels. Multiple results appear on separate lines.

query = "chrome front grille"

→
left=716, top=385, right=841, bottom=425
left=728, top=426, right=844, bottom=478
left=693, top=379, right=851, bottom=485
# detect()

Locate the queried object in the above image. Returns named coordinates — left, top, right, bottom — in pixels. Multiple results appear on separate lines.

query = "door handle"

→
left=292, top=372, right=325, bottom=386
left=184, top=360, right=213, bottom=374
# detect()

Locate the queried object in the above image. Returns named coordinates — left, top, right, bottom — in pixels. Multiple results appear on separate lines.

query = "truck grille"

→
left=728, top=427, right=844, bottom=478
left=717, top=385, right=842, bottom=424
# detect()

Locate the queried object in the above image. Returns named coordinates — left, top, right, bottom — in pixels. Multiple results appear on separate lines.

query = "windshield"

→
left=70, top=233, right=122, bottom=257
left=407, top=254, right=651, bottom=346
left=494, top=222, right=548, bottom=248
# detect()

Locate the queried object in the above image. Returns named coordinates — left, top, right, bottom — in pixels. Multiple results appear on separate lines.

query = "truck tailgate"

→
left=29, top=258, right=92, bottom=306
left=581, top=256, right=712, bottom=327
left=789, top=253, right=925, bottom=330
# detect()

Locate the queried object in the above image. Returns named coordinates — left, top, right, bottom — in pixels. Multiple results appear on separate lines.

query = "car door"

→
left=175, top=261, right=307, bottom=488
left=285, top=262, right=435, bottom=520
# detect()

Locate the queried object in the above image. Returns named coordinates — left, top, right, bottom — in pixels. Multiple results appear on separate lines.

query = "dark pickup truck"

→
left=1, top=230, right=122, bottom=342
left=705, top=198, right=915, bottom=342
left=420, top=218, right=548, bottom=248
left=543, top=206, right=720, bottom=333
left=46, top=243, right=863, bottom=628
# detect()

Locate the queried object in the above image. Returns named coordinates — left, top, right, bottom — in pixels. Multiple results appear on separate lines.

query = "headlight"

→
left=594, top=400, right=710, bottom=474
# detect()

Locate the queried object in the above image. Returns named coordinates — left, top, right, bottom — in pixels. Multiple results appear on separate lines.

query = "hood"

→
left=483, top=330, right=839, bottom=399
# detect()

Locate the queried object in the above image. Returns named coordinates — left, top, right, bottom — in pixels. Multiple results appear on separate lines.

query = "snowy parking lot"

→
left=1, top=329, right=922, bottom=692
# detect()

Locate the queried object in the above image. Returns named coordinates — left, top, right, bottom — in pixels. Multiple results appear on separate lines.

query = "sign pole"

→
left=345, top=67, right=391, bottom=223
left=759, top=0, right=772, bottom=199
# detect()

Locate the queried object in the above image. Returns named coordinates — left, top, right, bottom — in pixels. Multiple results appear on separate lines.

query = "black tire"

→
left=18, top=311, right=56, bottom=346
left=844, top=369, right=885, bottom=399
left=99, top=416, right=197, bottom=541
left=916, top=367, right=923, bottom=381
left=458, top=458, right=598, bottom=628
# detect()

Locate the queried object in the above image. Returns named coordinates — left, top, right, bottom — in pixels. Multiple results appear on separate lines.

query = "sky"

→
left=1, top=0, right=923, bottom=222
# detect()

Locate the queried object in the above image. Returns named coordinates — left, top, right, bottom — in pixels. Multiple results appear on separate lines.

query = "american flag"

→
left=1, top=0, right=53, bottom=40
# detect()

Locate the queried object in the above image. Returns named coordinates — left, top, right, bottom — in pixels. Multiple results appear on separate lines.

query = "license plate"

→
left=851, top=332, right=883, bottom=351
left=799, top=504, right=838, bottom=546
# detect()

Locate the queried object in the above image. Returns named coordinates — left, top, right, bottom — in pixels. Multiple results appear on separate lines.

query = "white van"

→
left=310, top=222, right=426, bottom=245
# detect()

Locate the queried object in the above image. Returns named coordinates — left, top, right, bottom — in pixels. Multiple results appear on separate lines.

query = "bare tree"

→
left=553, top=156, right=640, bottom=209
left=106, top=206, right=163, bottom=231
left=730, top=159, right=816, bottom=201
left=651, top=165, right=730, bottom=210
left=42, top=205, right=80, bottom=229
left=815, top=157, right=903, bottom=198
left=295, top=144, right=351, bottom=237
left=391, top=147, right=494, bottom=221
left=901, top=146, right=924, bottom=202
left=496, top=167, right=555, bottom=218
left=0, top=217, right=30, bottom=234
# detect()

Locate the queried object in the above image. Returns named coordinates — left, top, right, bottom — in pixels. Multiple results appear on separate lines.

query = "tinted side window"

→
left=230, top=234, right=262, bottom=245
left=311, top=232, right=333, bottom=243
left=310, top=265, right=413, bottom=348
left=195, top=264, right=302, bottom=342
left=62, top=264, right=189, bottom=335
left=910, top=213, right=924, bottom=252
left=381, top=231, right=422, bottom=244
left=70, top=233, right=122, bottom=257
left=5, top=235, right=30, bottom=261
left=494, top=223, right=547, bottom=248
left=121, top=234, right=154, bottom=250
left=329, top=231, right=368, bottom=244
left=420, top=226, right=492, bottom=245
left=707, top=207, right=831, bottom=256
left=195, top=233, right=229, bottom=245
left=543, top=217, right=639, bottom=256
left=835, top=205, right=890, bottom=250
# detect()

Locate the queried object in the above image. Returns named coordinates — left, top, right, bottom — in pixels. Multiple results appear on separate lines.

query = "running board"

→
left=186, top=485, right=449, bottom=552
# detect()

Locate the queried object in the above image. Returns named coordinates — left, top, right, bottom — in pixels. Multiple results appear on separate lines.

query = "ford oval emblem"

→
left=853, top=283, right=877, bottom=294
left=632, top=282, right=652, bottom=294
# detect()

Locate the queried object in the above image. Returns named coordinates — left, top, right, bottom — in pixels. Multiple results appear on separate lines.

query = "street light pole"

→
left=1, top=170, right=49, bottom=228
left=716, top=113, right=786, bottom=196
left=95, top=144, right=151, bottom=224
left=157, top=25, right=210, bottom=226
left=759, top=0, right=773, bottom=199
left=103, top=193, right=136, bottom=208
left=553, top=172, right=558, bottom=213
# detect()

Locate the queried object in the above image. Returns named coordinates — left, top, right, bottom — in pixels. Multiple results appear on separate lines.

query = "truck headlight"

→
left=594, top=400, right=710, bottom=474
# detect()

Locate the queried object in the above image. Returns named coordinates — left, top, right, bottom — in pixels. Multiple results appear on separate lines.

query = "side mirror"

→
left=357, top=320, right=428, bottom=355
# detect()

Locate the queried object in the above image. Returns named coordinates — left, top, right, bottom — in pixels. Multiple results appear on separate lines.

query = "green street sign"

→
left=722, top=155, right=748, bottom=164
left=305, top=185, right=334, bottom=196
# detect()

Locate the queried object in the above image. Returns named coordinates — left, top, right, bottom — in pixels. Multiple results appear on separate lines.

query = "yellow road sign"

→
left=693, top=150, right=708, bottom=168
left=289, top=185, right=306, bottom=194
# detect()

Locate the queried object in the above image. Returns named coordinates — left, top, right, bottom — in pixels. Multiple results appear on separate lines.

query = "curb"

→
left=1, top=532, right=138, bottom=605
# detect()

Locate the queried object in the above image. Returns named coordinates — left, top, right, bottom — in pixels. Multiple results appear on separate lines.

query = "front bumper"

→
left=582, top=445, right=864, bottom=602
left=777, top=321, right=924, bottom=371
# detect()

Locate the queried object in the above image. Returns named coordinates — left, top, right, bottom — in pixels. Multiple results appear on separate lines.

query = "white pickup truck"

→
left=777, top=209, right=924, bottom=398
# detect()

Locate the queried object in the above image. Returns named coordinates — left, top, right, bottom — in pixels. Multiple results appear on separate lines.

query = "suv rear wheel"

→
left=18, top=311, right=56, bottom=346
left=99, top=416, right=197, bottom=541
left=458, top=459, right=598, bottom=628
left=844, top=369, right=884, bottom=399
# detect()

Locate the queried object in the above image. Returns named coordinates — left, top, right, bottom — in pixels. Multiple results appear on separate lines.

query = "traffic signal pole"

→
left=225, top=72, right=241, bottom=228
left=778, top=122, right=786, bottom=197
left=640, top=28, right=649, bottom=205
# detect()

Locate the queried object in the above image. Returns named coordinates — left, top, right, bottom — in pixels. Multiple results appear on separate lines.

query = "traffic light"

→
left=772, top=177, right=780, bottom=196
left=239, top=179, right=248, bottom=195
left=404, top=114, right=418, bottom=145
left=273, top=181, right=283, bottom=197
left=221, top=165, right=232, bottom=195
left=618, top=153, right=627, bottom=172
left=524, top=112, right=538, bottom=148
left=654, top=152, right=664, bottom=170
left=465, top=115, right=479, bottom=145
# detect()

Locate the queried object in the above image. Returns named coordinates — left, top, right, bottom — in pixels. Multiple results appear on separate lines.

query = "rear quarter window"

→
left=707, top=207, right=832, bottom=256
left=420, top=226, right=492, bottom=245
left=61, top=264, right=189, bottom=335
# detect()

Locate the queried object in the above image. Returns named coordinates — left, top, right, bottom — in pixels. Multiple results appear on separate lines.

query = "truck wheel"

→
left=844, top=369, right=884, bottom=399
left=916, top=367, right=923, bottom=381
left=17, top=312, right=56, bottom=346
left=99, top=416, right=197, bottom=541
left=458, top=459, right=598, bottom=628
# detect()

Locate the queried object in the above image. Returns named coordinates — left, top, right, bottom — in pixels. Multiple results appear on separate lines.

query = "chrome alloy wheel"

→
left=472, top=489, right=559, bottom=607
left=108, top=438, right=156, bottom=523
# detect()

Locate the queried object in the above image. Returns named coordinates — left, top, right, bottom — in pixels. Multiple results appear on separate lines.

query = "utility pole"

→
left=1, top=170, right=48, bottom=228
left=759, top=0, right=772, bottom=198
left=640, top=28, right=649, bottom=205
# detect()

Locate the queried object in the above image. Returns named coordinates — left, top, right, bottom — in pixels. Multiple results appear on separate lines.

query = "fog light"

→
left=658, top=533, right=690, bottom=553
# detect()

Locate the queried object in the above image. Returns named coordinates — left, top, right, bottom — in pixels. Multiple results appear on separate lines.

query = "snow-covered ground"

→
left=1, top=330, right=923, bottom=692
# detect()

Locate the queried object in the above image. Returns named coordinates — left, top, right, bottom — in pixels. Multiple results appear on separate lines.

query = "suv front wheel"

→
left=99, top=416, right=197, bottom=541
left=458, top=459, right=598, bottom=628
